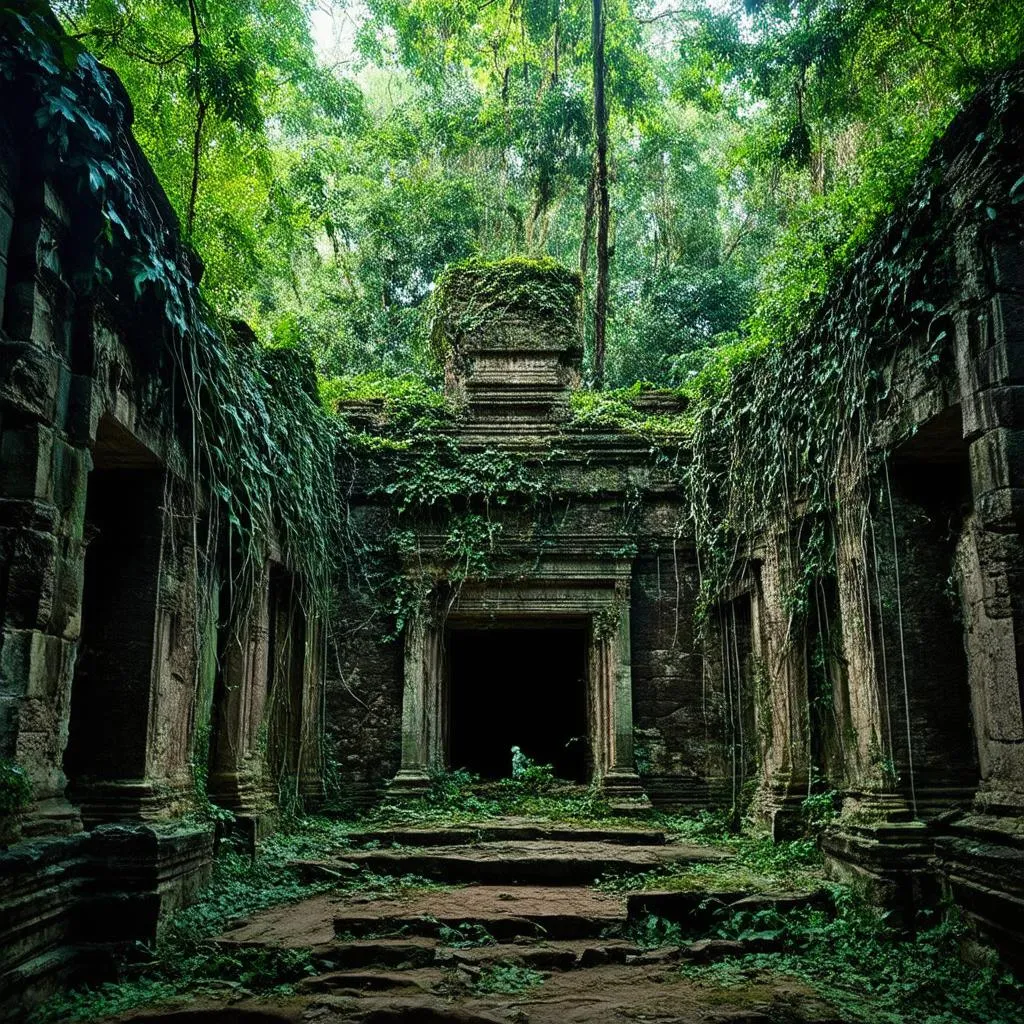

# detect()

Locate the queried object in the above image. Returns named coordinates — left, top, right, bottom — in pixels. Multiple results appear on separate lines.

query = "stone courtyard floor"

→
left=105, top=819, right=845, bottom=1024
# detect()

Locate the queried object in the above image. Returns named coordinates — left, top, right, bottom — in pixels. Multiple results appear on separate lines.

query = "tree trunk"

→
left=578, top=160, right=596, bottom=329
left=591, top=0, right=609, bottom=388
left=186, top=0, right=204, bottom=241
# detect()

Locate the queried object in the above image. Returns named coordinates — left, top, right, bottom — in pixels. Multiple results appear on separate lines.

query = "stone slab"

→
left=348, top=822, right=667, bottom=848
left=332, top=839, right=725, bottom=885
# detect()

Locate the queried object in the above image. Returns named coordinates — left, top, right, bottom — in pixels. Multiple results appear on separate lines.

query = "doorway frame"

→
left=389, top=569, right=649, bottom=807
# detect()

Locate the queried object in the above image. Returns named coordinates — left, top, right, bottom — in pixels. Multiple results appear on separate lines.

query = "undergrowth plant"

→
left=684, top=893, right=1024, bottom=1024
left=29, top=816, right=441, bottom=1023
left=470, top=963, right=547, bottom=995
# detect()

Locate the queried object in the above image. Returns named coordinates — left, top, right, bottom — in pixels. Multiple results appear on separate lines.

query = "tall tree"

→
left=591, top=0, right=609, bottom=387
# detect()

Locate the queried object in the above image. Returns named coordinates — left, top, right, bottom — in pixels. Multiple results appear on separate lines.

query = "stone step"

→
left=626, top=887, right=833, bottom=930
left=333, top=839, right=726, bottom=885
left=349, top=823, right=668, bottom=848
left=288, top=937, right=650, bottom=981
left=333, top=884, right=628, bottom=941
left=435, top=938, right=646, bottom=971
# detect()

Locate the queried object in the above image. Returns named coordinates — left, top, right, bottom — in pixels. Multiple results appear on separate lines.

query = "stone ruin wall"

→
left=0, top=53, right=324, bottom=1014
left=706, top=67, right=1024, bottom=963
left=325, top=446, right=722, bottom=810
left=325, top=62, right=1024, bottom=969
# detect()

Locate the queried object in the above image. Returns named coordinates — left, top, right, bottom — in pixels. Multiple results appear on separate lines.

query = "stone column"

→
left=749, top=529, right=811, bottom=838
left=954, top=231, right=1024, bottom=815
left=832, top=471, right=914, bottom=820
left=824, top=476, right=930, bottom=919
left=596, top=587, right=650, bottom=810
left=389, top=608, right=443, bottom=797
left=0, top=168, right=87, bottom=838
left=208, top=569, right=276, bottom=832
left=929, top=228, right=1024, bottom=964
left=298, top=615, right=325, bottom=810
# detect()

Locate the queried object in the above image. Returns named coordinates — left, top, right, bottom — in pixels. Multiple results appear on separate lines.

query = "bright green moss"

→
left=429, top=256, right=583, bottom=358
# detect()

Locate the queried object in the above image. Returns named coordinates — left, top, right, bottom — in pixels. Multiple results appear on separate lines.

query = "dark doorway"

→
left=447, top=625, right=588, bottom=782
left=64, top=419, right=164, bottom=805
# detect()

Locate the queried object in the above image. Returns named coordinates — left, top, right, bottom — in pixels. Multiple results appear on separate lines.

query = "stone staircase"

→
left=215, top=820, right=838, bottom=1024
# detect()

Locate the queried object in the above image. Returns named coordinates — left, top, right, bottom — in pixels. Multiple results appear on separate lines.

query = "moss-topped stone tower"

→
left=432, top=258, right=584, bottom=437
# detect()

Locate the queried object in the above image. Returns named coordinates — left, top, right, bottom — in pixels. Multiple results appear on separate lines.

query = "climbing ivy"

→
left=680, top=63, right=1024, bottom=611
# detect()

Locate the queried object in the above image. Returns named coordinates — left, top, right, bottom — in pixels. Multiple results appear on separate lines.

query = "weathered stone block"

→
left=991, top=239, right=1024, bottom=297
left=1, top=528, right=57, bottom=629
left=975, top=488, right=1024, bottom=532
left=963, top=385, right=1024, bottom=437
left=86, top=822, right=215, bottom=940
left=971, top=341, right=1024, bottom=389
left=1, top=630, right=77, bottom=703
left=0, top=424, right=51, bottom=500
left=0, top=833, right=90, bottom=1016
left=934, top=814, right=1024, bottom=972
left=0, top=342, right=64, bottom=423
left=969, top=427, right=1024, bottom=497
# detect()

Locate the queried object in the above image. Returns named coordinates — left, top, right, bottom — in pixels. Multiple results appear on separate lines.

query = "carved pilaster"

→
left=749, top=530, right=811, bottom=839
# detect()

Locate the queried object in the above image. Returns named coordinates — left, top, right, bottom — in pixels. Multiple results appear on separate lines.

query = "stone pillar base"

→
left=207, top=771, right=278, bottom=845
left=751, top=780, right=808, bottom=840
left=933, top=812, right=1024, bottom=973
left=973, top=786, right=1024, bottom=818
left=387, top=768, right=433, bottom=800
left=601, top=771, right=652, bottom=814
left=20, top=796, right=83, bottom=839
left=69, top=780, right=178, bottom=829
left=840, top=790, right=914, bottom=823
left=822, top=817, right=933, bottom=928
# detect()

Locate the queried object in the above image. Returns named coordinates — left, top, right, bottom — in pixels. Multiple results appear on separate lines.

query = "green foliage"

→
left=25, top=0, right=1022, bottom=387
left=510, top=746, right=556, bottom=793
left=801, top=789, right=839, bottom=830
left=0, top=757, right=32, bottom=817
left=430, top=256, right=583, bottom=358
left=0, top=757, right=32, bottom=841
left=361, top=768, right=616, bottom=826
left=319, top=372, right=451, bottom=423
left=684, top=894, right=1024, bottom=1024
left=597, top=816, right=821, bottom=896
left=437, top=921, right=497, bottom=948
left=569, top=382, right=690, bottom=436
left=471, top=963, right=546, bottom=994
left=624, top=913, right=685, bottom=949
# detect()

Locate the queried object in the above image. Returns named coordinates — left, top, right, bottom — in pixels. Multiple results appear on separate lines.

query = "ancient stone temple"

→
left=0, top=31, right=326, bottom=1011
left=1, top=15, right=1024, bottom=1018
left=328, top=261, right=704, bottom=813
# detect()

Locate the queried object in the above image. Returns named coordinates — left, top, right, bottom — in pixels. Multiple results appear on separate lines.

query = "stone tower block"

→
left=431, top=257, right=583, bottom=436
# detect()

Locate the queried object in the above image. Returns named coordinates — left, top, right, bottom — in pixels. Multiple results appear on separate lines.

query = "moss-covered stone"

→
left=430, top=256, right=583, bottom=360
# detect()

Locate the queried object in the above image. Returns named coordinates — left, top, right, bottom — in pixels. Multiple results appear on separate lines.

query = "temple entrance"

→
left=447, top=625, right=589, bottom=782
